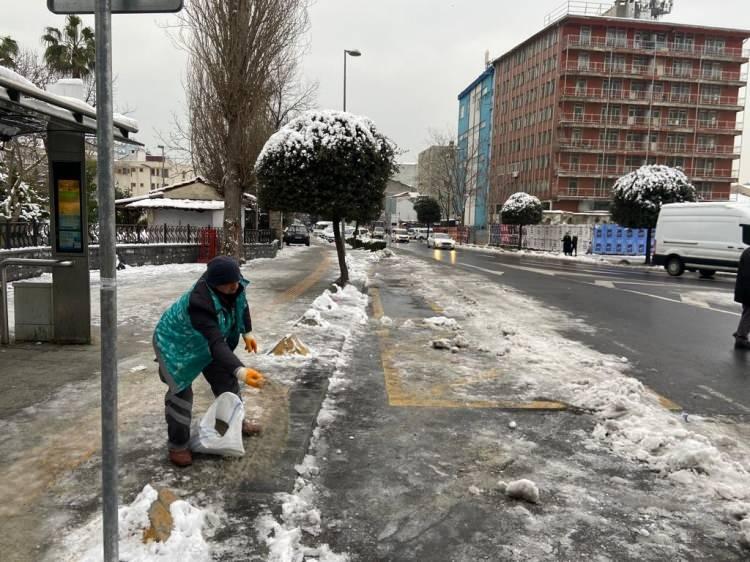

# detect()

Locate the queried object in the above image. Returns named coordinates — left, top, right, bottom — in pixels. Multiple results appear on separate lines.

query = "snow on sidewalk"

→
left=253, top=248, right=386, bottom=561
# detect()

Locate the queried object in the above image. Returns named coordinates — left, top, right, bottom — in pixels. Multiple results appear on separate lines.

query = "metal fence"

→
left=489, top=224, right=594, bottom=253
left=1, top=221, right=273, bottom=250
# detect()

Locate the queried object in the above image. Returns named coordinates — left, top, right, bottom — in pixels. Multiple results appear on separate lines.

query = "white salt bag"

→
left=189, top=392, right=245, bottom=457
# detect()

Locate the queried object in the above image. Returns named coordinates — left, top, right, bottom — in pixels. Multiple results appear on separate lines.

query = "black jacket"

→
left=735, top=247, right=750, bottom=304
left=187, top=277, right=252, bottom=374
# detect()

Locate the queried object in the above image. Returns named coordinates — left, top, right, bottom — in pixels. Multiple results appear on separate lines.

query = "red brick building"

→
left=490, top=11, right=750, bottom=215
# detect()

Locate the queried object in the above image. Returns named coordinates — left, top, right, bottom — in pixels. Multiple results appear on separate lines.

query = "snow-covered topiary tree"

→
left=501, top=192, right=543, bottom=250
left=610, top=165, right=696, bottom=264
left=255, top=110, right=397, bottom=285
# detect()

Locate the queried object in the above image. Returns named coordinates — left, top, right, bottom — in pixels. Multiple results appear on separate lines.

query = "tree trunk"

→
left=222, top=113, right=244, bottom=261
left=644, top=226, right=653, bottom=265
left=353, top=219, right=359, bottom=240
left=222, top=175, right=243, bottom=261
left=332, top=216, right=349, bottom=286
left=518, top=224, right=524, bottom=251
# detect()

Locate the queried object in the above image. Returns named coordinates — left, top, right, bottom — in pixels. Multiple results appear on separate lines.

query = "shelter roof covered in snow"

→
left=0, top=65, right=138, bottom=144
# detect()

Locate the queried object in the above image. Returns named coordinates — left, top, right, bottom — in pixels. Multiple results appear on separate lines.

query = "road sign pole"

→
left=94, top=0, right=119, bottom=560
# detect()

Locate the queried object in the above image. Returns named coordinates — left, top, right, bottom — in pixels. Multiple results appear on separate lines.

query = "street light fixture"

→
left=343, top=49, right=361, bottom=112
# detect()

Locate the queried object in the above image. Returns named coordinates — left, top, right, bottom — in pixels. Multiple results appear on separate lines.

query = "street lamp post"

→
left=157, top=144, right=166, bottom=187
left=343, top=49, right=361, bottom=111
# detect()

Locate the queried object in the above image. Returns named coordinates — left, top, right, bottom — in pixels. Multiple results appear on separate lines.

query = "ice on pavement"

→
left=58, top=484, right=213, bottom=561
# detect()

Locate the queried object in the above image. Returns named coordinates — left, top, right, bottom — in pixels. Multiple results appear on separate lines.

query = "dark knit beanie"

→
left=206, top=256, right=242, bottom=286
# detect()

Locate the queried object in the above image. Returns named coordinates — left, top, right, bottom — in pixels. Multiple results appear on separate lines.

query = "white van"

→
left=654, top=202, right=750, bottom=277
left=312, top=221, right=332, bottom=239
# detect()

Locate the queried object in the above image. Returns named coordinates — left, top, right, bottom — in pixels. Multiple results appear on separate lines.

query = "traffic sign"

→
left=48, top=0, right=183, bottom=13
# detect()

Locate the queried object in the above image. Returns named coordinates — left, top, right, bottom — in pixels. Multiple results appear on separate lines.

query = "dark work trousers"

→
left=160, top=361, right=240, bottom=450
left=735, top=305, right=750, bottom=339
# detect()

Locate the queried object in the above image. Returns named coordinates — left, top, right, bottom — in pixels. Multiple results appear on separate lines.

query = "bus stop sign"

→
left=48, top=0, right=183, bottom=13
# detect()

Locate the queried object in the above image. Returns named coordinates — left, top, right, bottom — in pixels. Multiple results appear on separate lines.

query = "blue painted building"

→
left=457, top=65, right=494, bottom=228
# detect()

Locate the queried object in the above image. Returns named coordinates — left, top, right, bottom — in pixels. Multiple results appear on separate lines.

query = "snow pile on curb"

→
left=255, top=250, right=376, bottom=561
left=423, top=316, right=461, bottom=330
left=57, top=485, right=214, bottom=561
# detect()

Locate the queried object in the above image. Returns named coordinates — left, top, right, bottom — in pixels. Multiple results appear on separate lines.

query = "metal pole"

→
left=343, top=50, right=347, bottom=112
left=160, top=145, right=166, bottom=187
left=94, top=0, right=119, bottom=560
left=1, top=264, right=8, bottom=345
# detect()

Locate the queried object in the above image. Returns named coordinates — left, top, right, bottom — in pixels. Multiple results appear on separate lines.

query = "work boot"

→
left=168, top=448, right=193, bottom=467
left=242, top=419, right=262, bottom=436
left=734, top=337, right=750, bottom=350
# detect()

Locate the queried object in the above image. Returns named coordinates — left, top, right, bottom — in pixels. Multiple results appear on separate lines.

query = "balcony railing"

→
left=562, top=61, right=748, bottom=83
left=567, top=36, right=750, bottom=60
left=557, top=138, right=742, bottom=156
left=560, top=87, right=745, bottom=108
left=558, top=112, right=743, bottom=133
left=557, top=163, right=739, bottom=180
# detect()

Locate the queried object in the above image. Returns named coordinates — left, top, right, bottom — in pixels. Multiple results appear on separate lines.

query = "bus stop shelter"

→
left=0, top=66, right=139, bottom=344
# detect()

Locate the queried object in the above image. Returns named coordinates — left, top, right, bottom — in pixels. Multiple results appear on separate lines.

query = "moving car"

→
left=427, top=232, right=456, bottom=250
left=372, top=227, right=386, bottom=239
left=412, top=227, right=429, bottom=240
left=391, top=228, right=410, bottom=243
left=654, top=202, right=750, bottom=277
left=283, top=225, right=310, bottom=246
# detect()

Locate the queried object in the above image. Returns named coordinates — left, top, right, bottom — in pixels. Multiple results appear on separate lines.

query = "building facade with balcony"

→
left=489, top=11, right=749, bottom=214
left=457, top=65, right=494, bottom=227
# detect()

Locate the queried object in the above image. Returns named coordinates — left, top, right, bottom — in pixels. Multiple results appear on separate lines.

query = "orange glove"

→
left=243, top=334, right=258, bottom=353
left=237, top=367, right=265, bottom=389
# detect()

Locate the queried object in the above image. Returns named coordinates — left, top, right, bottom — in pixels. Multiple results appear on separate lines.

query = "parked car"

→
left=654, top=202, right=750, bottom=277
left=283, top=225, right=310, bottom=246
left=427, top=232, right=456, bottom=250
left=372, top=226, right=386, bottom=239
left=323, top=226, right=335, bottom=242
left=412, top=227, right=429, bottom=240
left=313, top=221, right=333, bottom=238
left=391, top=228, right=410, bottom=243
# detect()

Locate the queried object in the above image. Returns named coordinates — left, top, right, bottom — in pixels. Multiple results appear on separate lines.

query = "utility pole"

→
left=157, top=144, right=166, bottom=187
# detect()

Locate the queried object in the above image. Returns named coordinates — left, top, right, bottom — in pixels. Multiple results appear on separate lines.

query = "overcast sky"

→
left=2, top=0, right=749, bottom=180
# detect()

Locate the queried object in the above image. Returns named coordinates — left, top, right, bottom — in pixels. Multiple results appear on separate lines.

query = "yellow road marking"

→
left=370, top=288, right=566, bottom=410
left=273, top=252, right=332, bottom=305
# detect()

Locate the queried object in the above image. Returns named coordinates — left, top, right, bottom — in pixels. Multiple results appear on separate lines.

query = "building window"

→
left=568, top=179, right=578, bottom=195
left=673, top=33, right=694, bottom=53
left=668, top=109, right=688, bottom=126
left=672, top=59, right=693, bottom=78
left=704, top=38, right=726, bottom=55
left=606, top=27, right=627, bottom=48
left=702, top=62, right=722, bottom=80
left=701, top=85, right=722, bottom=104
left=130, top=182, right=136, bottom=188
left=577, top=52, right=590, bottom=71
left=579, top=26, right=591, bottom=46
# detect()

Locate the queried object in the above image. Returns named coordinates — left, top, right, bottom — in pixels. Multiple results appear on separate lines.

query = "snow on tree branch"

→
left=501, top=192, right=543, bottom=226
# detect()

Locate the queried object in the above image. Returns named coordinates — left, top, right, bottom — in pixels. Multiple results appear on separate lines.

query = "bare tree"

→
left=426, top=130, right=482, bottom=225
left=175, top=0, right=310, bottom=259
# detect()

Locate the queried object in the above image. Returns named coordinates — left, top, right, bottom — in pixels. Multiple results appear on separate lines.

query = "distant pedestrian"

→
left=562, top=233, right=573, bottom=256
left=572, top=235, right=579, bottom=257
left=734, top=246, right=750, bottom=349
